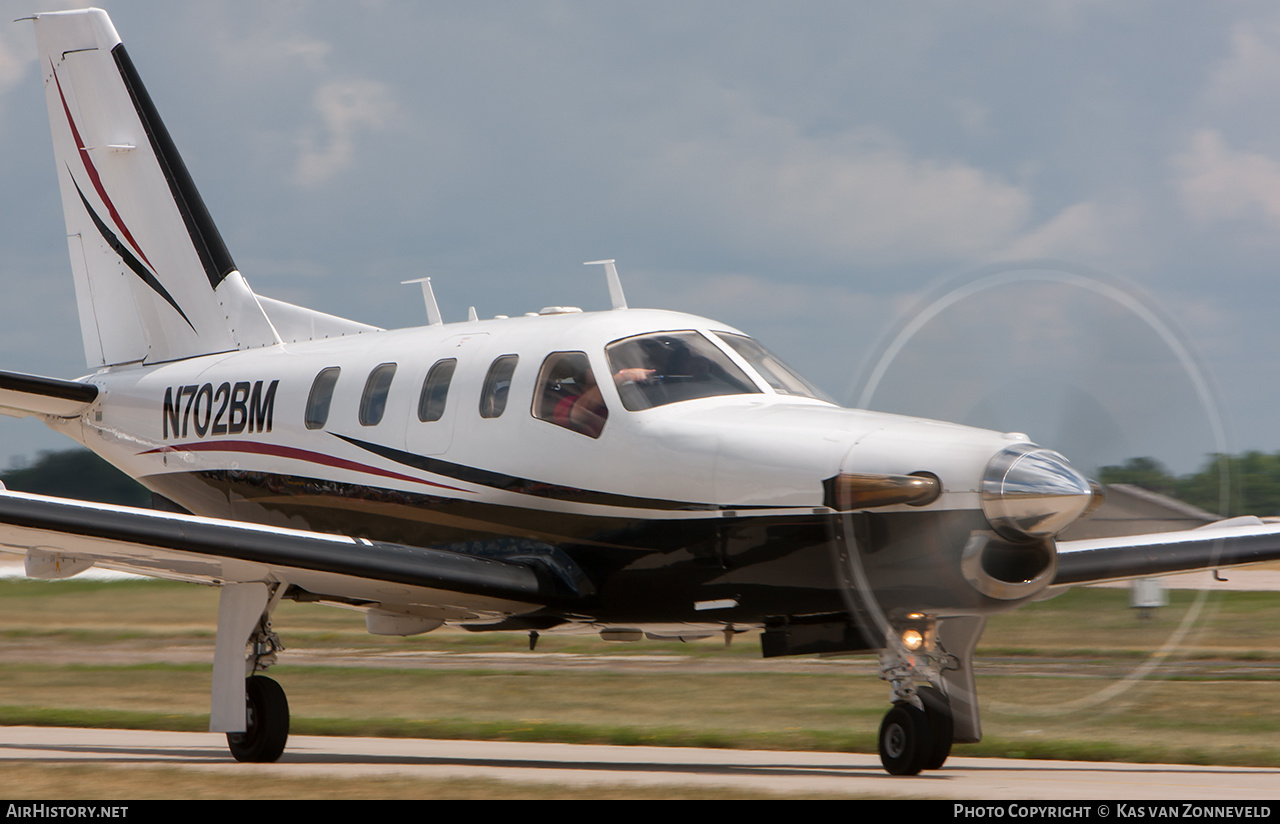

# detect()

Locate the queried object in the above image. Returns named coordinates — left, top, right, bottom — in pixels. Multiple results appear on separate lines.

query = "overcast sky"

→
left=2, top=1, right=1279, bottom=477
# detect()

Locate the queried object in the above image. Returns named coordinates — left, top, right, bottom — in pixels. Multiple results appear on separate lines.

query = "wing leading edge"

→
left=1054, top=517, right=1280, bottom=587
left=0, top=490, right=584, bottom=621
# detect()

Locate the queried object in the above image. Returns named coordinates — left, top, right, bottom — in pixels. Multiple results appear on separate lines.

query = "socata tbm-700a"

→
left=4, top=8, right=1279, bottom=775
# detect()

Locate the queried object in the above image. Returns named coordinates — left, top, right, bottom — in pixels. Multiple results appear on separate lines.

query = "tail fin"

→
left=31, top=9, right=280, bottom=367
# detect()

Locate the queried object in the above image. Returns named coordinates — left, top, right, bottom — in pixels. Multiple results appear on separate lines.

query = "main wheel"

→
left=918, top=686, right=954, bottom=770
left=878, top=702, right=933, bottom=776
left=226, top=675, right=289, bottom=763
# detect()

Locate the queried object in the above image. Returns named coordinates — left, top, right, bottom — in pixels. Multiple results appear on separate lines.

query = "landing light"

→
left=901, top=629, right=925, bottom=651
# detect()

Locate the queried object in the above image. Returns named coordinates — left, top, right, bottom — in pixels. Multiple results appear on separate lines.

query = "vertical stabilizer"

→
left=31, top=9, right=279, bottom=367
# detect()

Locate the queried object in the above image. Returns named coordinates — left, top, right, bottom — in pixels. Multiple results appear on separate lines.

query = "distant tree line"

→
left=1, top=448, right=152, bottom=507
left=1099, top=452, right=1280, bottom=518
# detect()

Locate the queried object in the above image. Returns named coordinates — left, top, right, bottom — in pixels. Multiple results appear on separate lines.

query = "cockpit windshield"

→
left=605, top=331, right=762, bottom=411
left=712, top=332, right=833, bottom=402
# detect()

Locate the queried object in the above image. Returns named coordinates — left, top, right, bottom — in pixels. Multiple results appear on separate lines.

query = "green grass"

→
left=2, top=578, right=1280, bottom=770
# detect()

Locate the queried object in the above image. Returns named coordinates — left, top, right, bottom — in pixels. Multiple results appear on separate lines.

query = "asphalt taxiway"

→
left=1, top=726, right=1277, bottom=800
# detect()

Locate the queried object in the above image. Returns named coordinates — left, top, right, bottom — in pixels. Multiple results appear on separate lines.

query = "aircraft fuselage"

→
left=49, top=306, right=1063, bottom=635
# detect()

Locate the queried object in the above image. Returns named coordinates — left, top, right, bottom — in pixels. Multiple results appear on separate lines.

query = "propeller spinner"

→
left=980, top=443, right=1104, bottom=542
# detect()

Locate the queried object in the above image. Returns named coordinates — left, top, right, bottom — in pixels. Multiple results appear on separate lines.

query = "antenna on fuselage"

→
left=401, top=277, right=443, bottom=326
left=585, top=259, right=627, bottom=310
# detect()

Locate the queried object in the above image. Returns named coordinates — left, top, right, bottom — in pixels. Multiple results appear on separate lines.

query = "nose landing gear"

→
left=875, top=615, right=985, bottom=775
left=877, top=685, right=954, bottom=775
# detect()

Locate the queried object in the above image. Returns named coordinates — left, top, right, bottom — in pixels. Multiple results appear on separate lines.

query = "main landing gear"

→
left=211, top=582, right=290, bottom=763
left=226, top=675, right=290, bottom=763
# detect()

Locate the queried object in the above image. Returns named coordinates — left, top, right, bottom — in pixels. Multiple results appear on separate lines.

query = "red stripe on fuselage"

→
left=140, top=440, right=469, bottom=494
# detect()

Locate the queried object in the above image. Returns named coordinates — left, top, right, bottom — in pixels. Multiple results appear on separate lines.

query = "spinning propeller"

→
left=840, top=260, right=1231, bottom=771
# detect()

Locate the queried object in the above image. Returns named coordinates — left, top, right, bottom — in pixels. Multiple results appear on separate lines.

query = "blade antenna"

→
left=585, top=259, right=627, bottom=310
left=401, top=277, right=443, bottom=326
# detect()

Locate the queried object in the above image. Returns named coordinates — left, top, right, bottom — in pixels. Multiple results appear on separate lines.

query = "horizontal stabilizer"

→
left=0, top=370, right=97, bottom=419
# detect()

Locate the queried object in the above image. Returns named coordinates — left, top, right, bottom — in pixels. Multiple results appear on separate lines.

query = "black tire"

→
left=878, top=702, right=933, bottom=776
left=226, top=676, right=289, bottom=763
left=919, top=686, right=954, bottom=771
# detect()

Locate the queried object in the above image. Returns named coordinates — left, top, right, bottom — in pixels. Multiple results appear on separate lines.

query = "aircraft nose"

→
left=980, top=444, right=1103, bottom=542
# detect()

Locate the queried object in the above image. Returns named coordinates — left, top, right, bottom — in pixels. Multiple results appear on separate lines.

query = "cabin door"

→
left=405, top=333, right=489, bottom=456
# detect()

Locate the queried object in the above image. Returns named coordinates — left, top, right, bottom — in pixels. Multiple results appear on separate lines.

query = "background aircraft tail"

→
left=31, top=9, right=377, bottom=368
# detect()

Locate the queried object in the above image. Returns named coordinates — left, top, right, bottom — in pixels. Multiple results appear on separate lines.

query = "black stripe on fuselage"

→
left=72, top=175, right=196, bottom=331
left=142, top=466, right=849, bottom=623
left=111, top=43, right=237, bottom=291
left=143, top=467, right=1019, bottom=623
left=333, top=433, right=769, bottom=512
left=153, top=466, right=710, bottom=552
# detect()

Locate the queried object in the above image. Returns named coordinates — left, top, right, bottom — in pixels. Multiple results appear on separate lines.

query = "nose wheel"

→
left=877, top=686, right=954, bottom=775
left=226, top=675, right=289, bottom=763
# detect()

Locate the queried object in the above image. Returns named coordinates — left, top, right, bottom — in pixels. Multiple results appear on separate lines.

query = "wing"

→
left=1054, top=516, right=1280, bottom=586
left=0, top=489, right=583, bottom=624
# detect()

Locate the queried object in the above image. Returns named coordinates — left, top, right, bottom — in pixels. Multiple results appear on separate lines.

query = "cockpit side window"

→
left=418, top=359, right=457, bottom=422
left=533, top=351, right=607, bottom=438
left=713, top=332, right=832, bottom=402
left=480, top=354, right=518, bottom=418
left=605, top=331, right=762, bottom=411
left=305, top=367, right=340, bottom=430
left=359, top=363, right=397, bottom=426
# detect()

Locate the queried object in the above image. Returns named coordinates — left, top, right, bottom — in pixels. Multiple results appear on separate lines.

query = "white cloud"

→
left=951, top=98, right=991, bottom=139
left=293, top=80, right=395, bottom=188
left=1172, top=129, right=1280, bottom=228
left=212, top=30, right=333, bottom=76
left=624, top=100, right=1127, bottom=270
left=1203, top=21, right=1280, bottom=108
left=994, top=202, right=1128, bottom=262
left=629, top=112, right=1033, bottom=266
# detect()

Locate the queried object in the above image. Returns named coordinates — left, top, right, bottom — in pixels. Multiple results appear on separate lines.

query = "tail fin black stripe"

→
left=73, top=173, right=197, bottom=331
left=110, top=43, right=237, bottom=292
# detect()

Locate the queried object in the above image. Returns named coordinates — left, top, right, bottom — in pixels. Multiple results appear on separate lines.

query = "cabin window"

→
left=605, top=331, right=761, bottom=411
left=479, top=354, right=518, bottom=418
left=359, top=363, right=397, bottom=426
left=418, top=358, right=457, bottom=422
left=533, top=352, right=607, bottom=438
left=712, top=332, right=832, bottom=402
left=305, top=367, right=341, bottom=430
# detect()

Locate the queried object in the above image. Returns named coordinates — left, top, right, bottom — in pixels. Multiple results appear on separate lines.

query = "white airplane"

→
left=5, top=7, right=1280, bottom=776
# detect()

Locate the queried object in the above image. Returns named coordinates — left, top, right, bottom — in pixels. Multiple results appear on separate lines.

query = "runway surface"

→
left=2, top=726, right=1277, bottom=800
